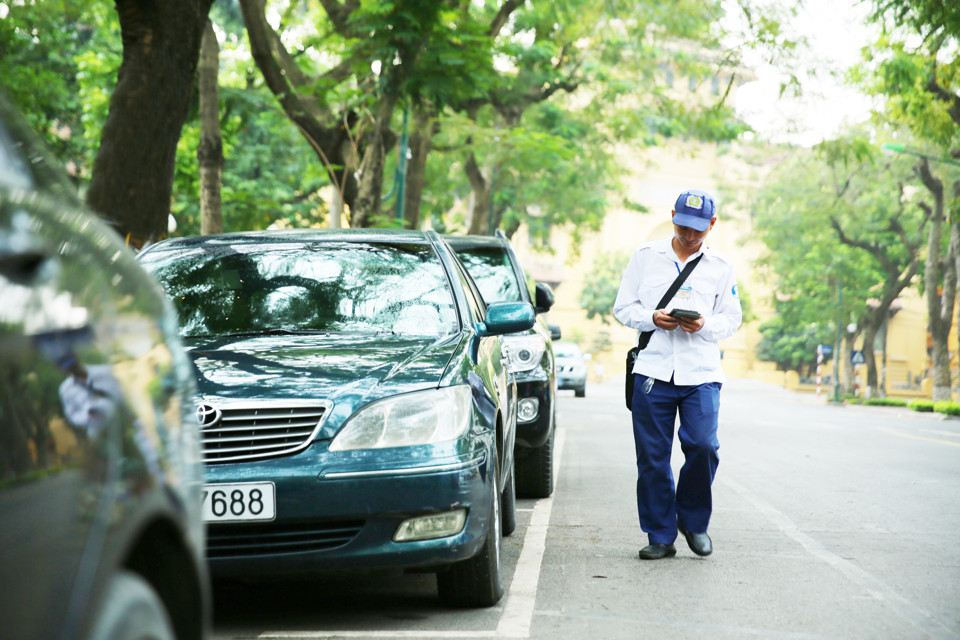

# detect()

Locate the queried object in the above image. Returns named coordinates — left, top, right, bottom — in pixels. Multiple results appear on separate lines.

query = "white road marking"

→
left=256, top=428, right=566, bottom=640
left=495, top=427, right=565, bottom=638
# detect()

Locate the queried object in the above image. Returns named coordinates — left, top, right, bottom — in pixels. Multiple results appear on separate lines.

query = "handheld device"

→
left=669, top=308, right=701, bottom=320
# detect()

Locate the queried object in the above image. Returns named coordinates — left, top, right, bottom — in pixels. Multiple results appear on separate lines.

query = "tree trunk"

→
left=954, top=181, right=960, bottom=392
left=87, top=0, right=215, bottom=248
left=352, top=95, right=397, bottom=227
left=919, top=159, right=954, bottom=401
left=329, top=186, right=342, bottom=228
left=402, top=106, right=436, bottom=230
left=842, top=332, right=857, bottom=397
left=198, top=20, right=223, bottom=236
left=861, top=318, right=880, bottom=399
left=464, top=152, right=489, bottom=235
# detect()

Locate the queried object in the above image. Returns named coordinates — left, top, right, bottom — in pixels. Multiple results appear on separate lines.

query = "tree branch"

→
left=317, top=0, right=360, bottom=37
left=830, top=217, right=896, bottom=276
left=488, top=0, right=526, bottom=38
left=239, top=0, right=324, bottom=122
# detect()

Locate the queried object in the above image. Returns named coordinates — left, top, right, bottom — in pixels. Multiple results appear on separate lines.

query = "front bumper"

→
left=557, top=374, right=586, bottom=390
left=514, top=377, right=554, bottom=450
left=203, top=442, right=494, bottom=578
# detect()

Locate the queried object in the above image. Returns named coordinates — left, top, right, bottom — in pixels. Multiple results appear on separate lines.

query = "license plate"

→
left=202, top=482, right=276, bottom=523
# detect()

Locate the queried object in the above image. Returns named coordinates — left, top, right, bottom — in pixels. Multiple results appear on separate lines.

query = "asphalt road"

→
left=211, top=378, right=960, bottom=640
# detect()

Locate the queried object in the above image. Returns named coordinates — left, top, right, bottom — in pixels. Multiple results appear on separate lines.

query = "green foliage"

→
left=1, top=0, right=801, bottom=241
left=578, top=250, right=630, bottom=325
left=588, top=329, right=613, bottom=355
left=0, top=0, right=111, bottom=186
left=858, top=1, right=960, bottom=157
left=755, top=314, right=832, bottom=374
left=745, top=137, right=926, bottom=371
left=737, top=280, right=757, bottom=324
left=171, top=84, right=327, bottom=235
left=349, top=1, right=495, bottom=108
left=933, top=401, right=960, bottom=416
left=421, top=0, right=762, bottom=240
left=908, top=399, right=935, bottom=412
left=862, top=397, right=908, bottom=406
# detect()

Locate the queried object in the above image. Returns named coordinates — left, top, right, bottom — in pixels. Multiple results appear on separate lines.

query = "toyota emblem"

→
left=196, top=403, right=222, bottom=428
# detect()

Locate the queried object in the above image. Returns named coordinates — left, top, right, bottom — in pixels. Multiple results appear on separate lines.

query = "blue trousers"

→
left=631, top=374, right=721, bottom=545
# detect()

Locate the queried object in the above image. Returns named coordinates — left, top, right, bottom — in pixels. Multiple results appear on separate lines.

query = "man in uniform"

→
left=613, top=188, right=742, bottom=559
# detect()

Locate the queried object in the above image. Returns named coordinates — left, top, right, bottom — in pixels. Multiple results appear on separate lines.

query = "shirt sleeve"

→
left=699, top=261, right=742, bottom=342
left=613, top=249, right=656, bottom=331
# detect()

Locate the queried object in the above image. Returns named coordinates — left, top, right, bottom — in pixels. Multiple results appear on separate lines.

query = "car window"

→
left=140, top=240, right=460, bottom=338
left=452, top=246, right=522, bottom=304
left=449, top=252, right=486, bottom=321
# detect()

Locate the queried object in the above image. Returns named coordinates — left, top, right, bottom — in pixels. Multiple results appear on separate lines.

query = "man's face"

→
left=672, top=211, right=716, bottom=251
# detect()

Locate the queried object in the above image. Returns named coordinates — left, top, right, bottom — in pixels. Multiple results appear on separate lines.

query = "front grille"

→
left=207, top=520, right=364, bottom=558
left=199, top=400, right=331, bottom=464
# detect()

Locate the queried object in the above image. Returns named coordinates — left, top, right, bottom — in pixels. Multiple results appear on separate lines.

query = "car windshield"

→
left=141, top=240, right=460, bottom=338
left=452, top=246, right=521, bottom=304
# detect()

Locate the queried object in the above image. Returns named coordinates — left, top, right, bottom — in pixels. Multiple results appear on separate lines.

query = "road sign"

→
left=851, top=350, right=865, bottom=365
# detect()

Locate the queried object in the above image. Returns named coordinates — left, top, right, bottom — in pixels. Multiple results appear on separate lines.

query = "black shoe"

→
left=678, top=526, right=712, bottom=556
left=638, top=543, right=676, bottom=560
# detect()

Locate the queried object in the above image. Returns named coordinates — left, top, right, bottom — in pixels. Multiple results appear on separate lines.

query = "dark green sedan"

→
left=138, top=229, right=535, bottom=607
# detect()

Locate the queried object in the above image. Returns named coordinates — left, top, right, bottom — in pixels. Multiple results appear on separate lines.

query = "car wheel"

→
left=575, top=387, right=585, bottom=398
left=436, top=454, right=504, bottom=608
left=88, top=570, right=175, bottom=640
left=501, top=460, right=517, bottom=537
left=516, top=429, right=554, bottom=499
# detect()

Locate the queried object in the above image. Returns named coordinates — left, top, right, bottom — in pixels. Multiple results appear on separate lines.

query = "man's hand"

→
left=654, top=309, right=704, bottom=333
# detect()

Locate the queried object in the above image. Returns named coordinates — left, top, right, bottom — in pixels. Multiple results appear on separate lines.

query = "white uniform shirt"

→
left=613, top=237, right=742, bottom=386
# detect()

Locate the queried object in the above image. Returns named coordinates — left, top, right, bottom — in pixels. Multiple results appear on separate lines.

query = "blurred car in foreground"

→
left=553, top=341, right=588, bottom=397
left=0, top=95, right=209, bottom=639
left=137, top=229, right=534, bottom=607
left=445, top=233, right=558, bottom=499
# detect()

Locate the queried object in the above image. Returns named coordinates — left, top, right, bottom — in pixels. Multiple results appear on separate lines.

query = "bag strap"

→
left=635, top=254, right=703, bottom=349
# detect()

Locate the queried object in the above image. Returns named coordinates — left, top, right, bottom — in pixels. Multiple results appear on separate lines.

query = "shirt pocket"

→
left=688, top=272, right=723, bottom=311
left=640, top=273, right=675, bottom=309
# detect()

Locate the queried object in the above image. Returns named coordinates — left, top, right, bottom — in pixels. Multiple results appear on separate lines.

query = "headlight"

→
left=329, top=386, right=472, bottom=451
left=502, top=335, right=546, bottom=373
left=517, top=397, right=539, bottom=423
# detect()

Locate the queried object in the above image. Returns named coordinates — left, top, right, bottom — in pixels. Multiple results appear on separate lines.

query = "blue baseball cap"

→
left=673, top=189, right=716, bottom=231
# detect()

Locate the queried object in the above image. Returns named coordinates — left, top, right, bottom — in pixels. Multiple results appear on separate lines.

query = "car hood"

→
left=184, top=332, right=461, bottom=439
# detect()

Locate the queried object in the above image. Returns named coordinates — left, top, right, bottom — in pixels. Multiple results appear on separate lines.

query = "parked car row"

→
left=137, top=228, right=534, bottom=608
left=2, top=92, right=591, bottom=639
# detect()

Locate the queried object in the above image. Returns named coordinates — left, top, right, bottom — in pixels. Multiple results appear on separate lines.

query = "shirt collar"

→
left=655, top=236, right=711, bottom=260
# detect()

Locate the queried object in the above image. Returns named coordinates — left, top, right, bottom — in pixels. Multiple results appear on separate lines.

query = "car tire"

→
left=501, top=460, right=517, bottom=537
left=516, top=429, right=554, bottom=499
left=437, top=454, right=504, bottom=608
left=88, top=570, right=175, bottom=640
left=575, top=387, right=585, bottom=398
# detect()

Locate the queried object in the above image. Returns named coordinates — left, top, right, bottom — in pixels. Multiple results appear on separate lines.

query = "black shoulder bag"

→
left=624, top=255, right=703, bottom=410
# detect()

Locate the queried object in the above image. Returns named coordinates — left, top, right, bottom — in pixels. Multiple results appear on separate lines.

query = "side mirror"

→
left=548, top=324, right=561, bottom=340
left=534, top=282, right=555, bottom=314
left=478, top=302, right=536, bottom=336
